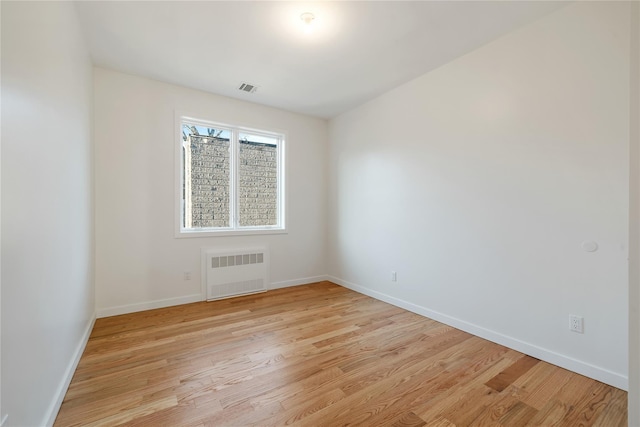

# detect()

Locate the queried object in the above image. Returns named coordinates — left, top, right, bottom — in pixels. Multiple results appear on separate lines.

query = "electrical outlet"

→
left=184, top=271, right=191, bottom=281
left=570, top=315, right=584, bottom=333
left=391, top=271, right=397, bottom=282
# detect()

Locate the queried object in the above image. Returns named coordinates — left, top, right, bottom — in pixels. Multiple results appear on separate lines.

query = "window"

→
left=177, top=115, right=285, bottom=236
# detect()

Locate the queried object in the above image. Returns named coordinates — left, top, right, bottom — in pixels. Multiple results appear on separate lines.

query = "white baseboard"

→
left=43, top=313, right=96, bottom=427
left=328, top=275, right=628, bottom=391
left=270, top=275, right=329, bottom=290
left=96, top=276, right=330, bottom=319
left=96, top=293, right=203, bottom=318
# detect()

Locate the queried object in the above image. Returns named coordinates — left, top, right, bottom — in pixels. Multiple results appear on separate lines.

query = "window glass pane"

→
left=182, top=122, right=231, bottom=228
left=238, top=132, right=278, bottom=227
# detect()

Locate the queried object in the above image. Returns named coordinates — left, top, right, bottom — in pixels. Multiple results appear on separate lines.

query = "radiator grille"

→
left=202, top=248, right=268, bottom=301
left=211, top=252, right=264, bottom=268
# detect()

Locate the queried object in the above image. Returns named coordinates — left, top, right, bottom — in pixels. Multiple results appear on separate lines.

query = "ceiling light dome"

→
left=300, top=12, right=315, bottom=25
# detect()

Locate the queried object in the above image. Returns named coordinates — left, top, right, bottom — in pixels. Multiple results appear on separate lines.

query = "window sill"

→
left=175, top=228, right=288, bottom=238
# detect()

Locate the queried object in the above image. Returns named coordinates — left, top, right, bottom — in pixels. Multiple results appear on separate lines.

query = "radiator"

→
left=201, top=248, right=269, bottom=301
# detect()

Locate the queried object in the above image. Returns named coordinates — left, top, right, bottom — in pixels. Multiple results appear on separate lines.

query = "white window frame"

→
left=175, top=113, right=287, bottom=238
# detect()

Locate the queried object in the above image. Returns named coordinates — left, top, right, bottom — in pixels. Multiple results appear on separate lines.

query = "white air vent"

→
left=202, top=248, right=268, bottom=301
left=238, top=82, right=258, bottom=93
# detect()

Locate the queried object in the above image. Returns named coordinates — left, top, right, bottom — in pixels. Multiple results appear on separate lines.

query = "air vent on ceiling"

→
left=238, top=82, right=258, bottom=93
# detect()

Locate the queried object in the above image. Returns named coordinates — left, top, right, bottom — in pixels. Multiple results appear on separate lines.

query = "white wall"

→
left=629, top=1, right=640, bottom=424
left=94, top=68, right=327, bottom=316
left=0, top=2, right=3, bottom=423
left=1, top=2, right=95, bottom=426
left=328, top=2, right=630, bottom=389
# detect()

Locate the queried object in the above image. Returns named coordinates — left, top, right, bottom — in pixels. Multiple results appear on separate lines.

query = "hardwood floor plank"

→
left=441, top=385, right=500, bottom=426
left=256, top=388, right=347, bottom=426
left=593, top=388, right=628, bottom=427
left=389, top=411, right=427, bottom=427
left=515, top=363, right=573, bottom=410
left=524, top=398, right=571, bottom=426
left=306, top=339, right=512, bottom=426
left=248, top=366, right=345, bottom=411
left=415, top=347, right=516, bottom=424
left=424, top=416, right=456, bottom=427
left=54, top=282, right=627, bottom=427
left=498, top=400, right=539, bottom=425
left=560, top=381, right=618, bottom=426
left=468, top=386, right=521, bottom=427
left=484, top=354, right=540, bottom=392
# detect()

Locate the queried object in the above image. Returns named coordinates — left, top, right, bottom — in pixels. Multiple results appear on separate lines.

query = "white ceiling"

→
left=75, top=1, right=567, bottom=119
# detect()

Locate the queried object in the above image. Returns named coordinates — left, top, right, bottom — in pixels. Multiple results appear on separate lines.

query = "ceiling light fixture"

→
left=300, top=12, right=315, bottom=25
left=300, top=12, right=315, bottom=32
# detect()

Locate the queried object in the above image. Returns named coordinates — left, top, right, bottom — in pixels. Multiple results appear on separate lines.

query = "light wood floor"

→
left=55, top=281, right=627, bottom=426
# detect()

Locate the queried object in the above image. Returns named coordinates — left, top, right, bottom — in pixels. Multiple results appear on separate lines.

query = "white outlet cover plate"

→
left=570, top=315, right=584, bottom=333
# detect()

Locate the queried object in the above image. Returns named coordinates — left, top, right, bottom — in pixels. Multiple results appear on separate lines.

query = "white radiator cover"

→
left=201, top=247, right=269, bottom=301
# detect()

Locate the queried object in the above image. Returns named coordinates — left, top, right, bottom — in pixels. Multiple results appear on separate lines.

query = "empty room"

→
left=2, top=1, right=639, bottom=426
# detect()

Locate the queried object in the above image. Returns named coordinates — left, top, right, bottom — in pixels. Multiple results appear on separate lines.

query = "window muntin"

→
left=179, top=117, right=284, bottom=235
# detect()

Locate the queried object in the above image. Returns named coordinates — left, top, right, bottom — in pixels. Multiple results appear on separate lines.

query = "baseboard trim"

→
left=97, top=294, right=203, bottom=318
left=43, top=313, right=96, bottom=427
left=270, top=275, right=329, bottom=290
left=328, top=275, right=628, bottom=391
left=96, top=276, right=330, bottom=319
